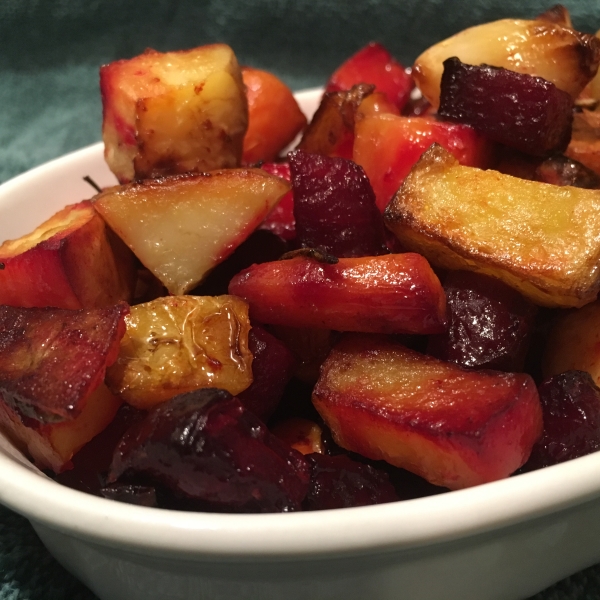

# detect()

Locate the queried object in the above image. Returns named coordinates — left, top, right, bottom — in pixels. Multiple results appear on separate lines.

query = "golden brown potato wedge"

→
left=413, top=18, right=600, bottom=109
left=384, top=144, right=600, bottom=308
left=105, top=295, right=253, bottom=409
left=313, top=334, right=542, bottom=490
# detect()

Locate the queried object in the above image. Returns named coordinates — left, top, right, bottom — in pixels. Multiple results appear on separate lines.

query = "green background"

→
left=1, top=0, right=600, bottom=598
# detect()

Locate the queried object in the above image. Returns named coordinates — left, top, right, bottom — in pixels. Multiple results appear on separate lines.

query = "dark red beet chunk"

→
left=427, top=271, right=536, bottom=371
left=108, top=388, right=311, bottom=513
left=303, top=452, right=398, bottom=510
left=525, top=370, right=600, bottom=470
left=237, top=325, right=295, bottom=422
left=54, top=403, right=144, bottom=496
left=438, top=57, right=573, bottom=157
left=288, top=149, right=387, bottom=258
left=259, top=162, right=296, bottom=241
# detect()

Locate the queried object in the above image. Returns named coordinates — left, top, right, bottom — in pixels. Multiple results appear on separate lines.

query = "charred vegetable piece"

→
left=0, top=303, right=128, bottom=472
left=237, top=326, right=295, bottom=422
left=296, top=84, right=374, bottom=159
left=525, top=370, right=600, bottom=470
left=108, top=388, right=311, bottom=513
left=0, top=303, right=128, bottom=422
left=303, top=452, right=399, bottom=510
left=313, top=334, right=543, bottom=490
left=384, top=144, right=600, bottom=308
left=427, top=271, right=537, bottom=371
left=105, top=295, right=253, bottom=410
left=229, top=253, right=446, bottom=335
left=438, top=58, right=573, bottom=156
left=325, top=42, right=413, bottom=111
left=288, top=150, right=387, bottom=257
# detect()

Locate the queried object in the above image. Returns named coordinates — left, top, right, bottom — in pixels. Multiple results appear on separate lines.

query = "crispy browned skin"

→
left=296, top=84, right=374, bottom=158
left=0, top=303, right=129, bottom=422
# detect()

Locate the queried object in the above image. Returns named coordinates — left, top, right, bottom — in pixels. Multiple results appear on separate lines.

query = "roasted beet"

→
left=108, top=388, right=311, bottom=513
left=259, top=162, right=296, bottom=241
left=303, top=452, right=399, bottom=510
left=525, top=370, right=600, bottom=470
left=427, top=271, right=537, bottom=371
left=438, top=57, right=574, bottom=157
left=54, top=403, right=144, bottom=495
left=237, top=326, right=295, bottom=421
left=288, top=149, right=387, bottom=258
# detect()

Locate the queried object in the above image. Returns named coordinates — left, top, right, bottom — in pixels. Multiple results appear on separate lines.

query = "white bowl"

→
left=1, top=89, right=600, bottom=600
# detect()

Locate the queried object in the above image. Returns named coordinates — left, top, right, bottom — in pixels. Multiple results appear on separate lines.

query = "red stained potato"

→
left=353, top=114, right=495, bottom=211
left=242, top=67, right=307, bottom=164
left=313, top=334, right=543, bottom=490
left=101, top=44, right=247, bottom=183
left=0, top=201, right=136, bottom=309
left=228, top=253, right=446, bottom=335
left=326, top=42, right=413, bottom=112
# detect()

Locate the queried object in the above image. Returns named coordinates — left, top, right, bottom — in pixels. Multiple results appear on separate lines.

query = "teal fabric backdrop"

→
left=1, top=1, right=600, bottom=598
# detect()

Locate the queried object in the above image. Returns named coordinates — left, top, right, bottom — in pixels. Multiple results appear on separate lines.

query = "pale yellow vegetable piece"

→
left=105, top=295, right=253, bottom=409
left=94, top=169, right=290, bottom=295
